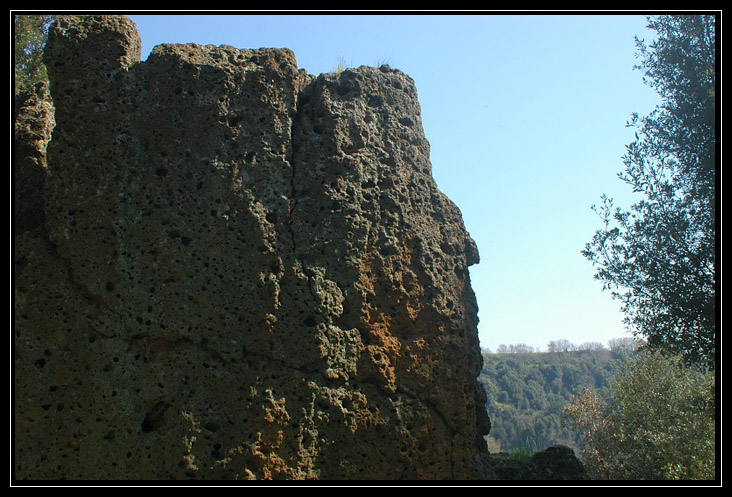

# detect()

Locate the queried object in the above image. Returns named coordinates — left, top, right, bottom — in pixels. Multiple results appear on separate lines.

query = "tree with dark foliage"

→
left=583, top=14, right=717, bottom=369
left=14, top=14, right=55, bottom=95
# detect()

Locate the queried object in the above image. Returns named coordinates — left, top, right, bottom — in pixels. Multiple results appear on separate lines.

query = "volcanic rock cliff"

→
left=13, top=15, right=491, bottom=480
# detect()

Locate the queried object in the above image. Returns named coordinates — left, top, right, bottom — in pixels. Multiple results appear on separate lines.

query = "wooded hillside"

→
left=479, top=345, right=634, bottom=453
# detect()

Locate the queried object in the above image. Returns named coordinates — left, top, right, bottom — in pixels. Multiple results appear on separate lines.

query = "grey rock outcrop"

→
left=490, top=445, right=588, bottom=481
left=14, top=15, right=490, bottom=480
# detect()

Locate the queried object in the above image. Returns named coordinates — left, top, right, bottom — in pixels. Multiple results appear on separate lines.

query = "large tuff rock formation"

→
left=14, top=15, right=490, bottom=480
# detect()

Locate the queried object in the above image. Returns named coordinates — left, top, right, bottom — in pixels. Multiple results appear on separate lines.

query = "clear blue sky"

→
left=126, top=13, right=662, bottom=352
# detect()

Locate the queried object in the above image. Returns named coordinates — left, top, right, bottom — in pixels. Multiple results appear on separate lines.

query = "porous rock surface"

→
left=13, top=15, right=490, bottom=480
left=13, top=80, right=54, bottom=235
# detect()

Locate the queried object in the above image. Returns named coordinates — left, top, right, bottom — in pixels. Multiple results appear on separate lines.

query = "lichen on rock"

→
left=14, top=14, right=490, bottom=480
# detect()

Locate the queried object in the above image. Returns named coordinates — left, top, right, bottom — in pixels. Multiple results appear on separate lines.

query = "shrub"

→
left=563, top=349, right=715, bottom=479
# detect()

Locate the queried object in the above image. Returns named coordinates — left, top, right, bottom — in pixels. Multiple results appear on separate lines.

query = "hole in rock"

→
left=141, top=400, right=172, bottom=433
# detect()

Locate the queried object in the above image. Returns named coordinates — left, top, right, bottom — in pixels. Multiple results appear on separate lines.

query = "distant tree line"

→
left=484, top=336, right=639, bottom=355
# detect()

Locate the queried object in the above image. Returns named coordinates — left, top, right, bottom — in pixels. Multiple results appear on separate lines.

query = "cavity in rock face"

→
left=13, top=15, right=490, bottom=480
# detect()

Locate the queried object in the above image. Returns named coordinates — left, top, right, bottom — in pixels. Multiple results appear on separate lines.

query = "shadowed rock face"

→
left=13, top=15, right=490, bottom=480
left=13, top=80, right=54, bottom=235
